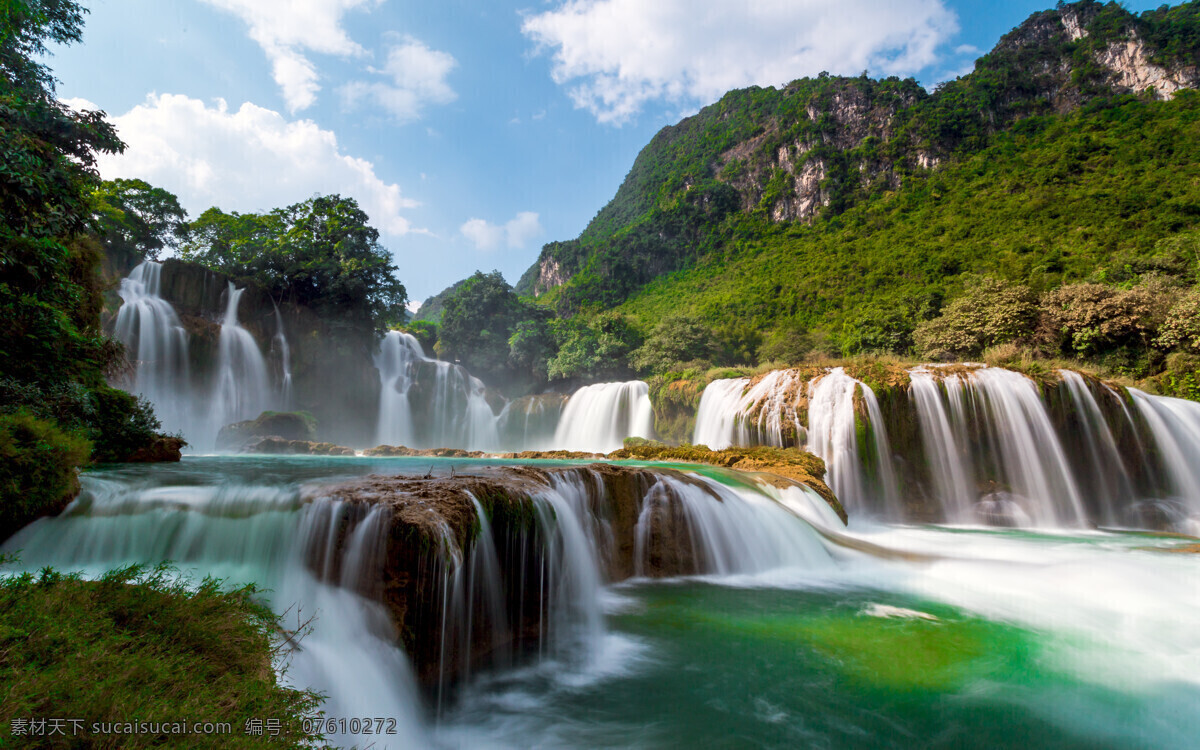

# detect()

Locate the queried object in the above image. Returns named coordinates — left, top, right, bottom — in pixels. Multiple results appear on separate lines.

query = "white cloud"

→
left=340, top=37, right=457, bottom=122
left=460, top=212, right=543, bottom=251
left=88, top=93, right=419, bottom=236
left=199, top=0, right=378, bottom=111
left=522, top=0, right=959, bottom=124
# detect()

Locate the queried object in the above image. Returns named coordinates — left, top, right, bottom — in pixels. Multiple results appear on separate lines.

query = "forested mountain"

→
left=511, top=0, right=1200, bottom=351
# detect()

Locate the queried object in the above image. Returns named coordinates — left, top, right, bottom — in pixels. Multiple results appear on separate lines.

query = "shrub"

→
left=913, top=277, right=1038, bottom=358
left=0, top=412, right=91, bottom=540
left=402, top=320, right=438, bottom=356
left=546, top=313, right=641, bottom=381
left=1156, top=352, right=1200, bottom=400
left=1157, top=287, right=1200, bottom=354
left=1039, top=276, right=1180, bottom=358
left=0, top=565, right=325, bottom=748
left=630, top=315, right=721, bottom=374
left=83, top=385, right=162, bottom=463
left=840, top=307, right=915, bottom=356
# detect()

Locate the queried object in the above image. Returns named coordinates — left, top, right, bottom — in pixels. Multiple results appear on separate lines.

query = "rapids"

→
left=4, top=457, right=1198, bottom=749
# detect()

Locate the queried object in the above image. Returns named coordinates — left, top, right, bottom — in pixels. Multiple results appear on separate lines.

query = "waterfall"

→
left=210, top=283, right=274, bottom=448
left=374, top=331, right=422, bottom=447
left=690, top=364, right=1200, bottom=530
left=1058, top=370, right=1136, bottom=525
left=909, top=370, right=978, bottom=521
left=112, top=264, right=287, bottom=451
left=906, top=367, right=1089, bottom=526
left=692, top=371, right=807, bottom=449
left=374, top=330, right=500, bottom=450
left=1128, top=390, right=1200, bottom=533
left=2, top=459, right=837, bottom=745
left=552, top=381, right=654, bottom=453
left=691, top=368, right=898, bottom=515
left=272, top=306, right=293, bottom=409
left=806, top=369, right=869, bottom=512
left=2, top=477, right=429, bottom=747
left=692, top=378, right=751, bottom=449
left=633, top=473, right=832, bottom=577
left=111, top=261, right=193, bottom=436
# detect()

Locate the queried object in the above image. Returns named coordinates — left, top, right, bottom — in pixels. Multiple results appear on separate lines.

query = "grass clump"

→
left=0, top=563, right=326, bottom=748
left=0, top=413, right=91, bottom=541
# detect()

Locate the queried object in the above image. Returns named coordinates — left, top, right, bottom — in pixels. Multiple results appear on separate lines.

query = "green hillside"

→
left=509, top=1, right=1198, bottom=327
left=616, top=93, right=1200, bottom=346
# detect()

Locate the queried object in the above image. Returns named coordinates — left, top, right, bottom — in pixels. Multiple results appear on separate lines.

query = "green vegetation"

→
left=608, top=90, right=1200, bottom=385
left=437, top=270, right=554, bottom=388
left=0, top=413, right=91, bottom=540
left=92, top=177, right=187, bottom=271
left=406, top=2, right=1182, bottom=394
left=414, top=277, right=471, bottom=325
left=0, top=564, right=325, bottom=748
left=1, top=0, right=173, bottom=525
left=546, top=312, right=641, bottom=382
left=180, top=194, right=407, bottom=332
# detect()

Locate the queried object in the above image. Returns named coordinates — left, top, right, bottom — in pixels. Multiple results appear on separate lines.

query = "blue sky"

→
left=50, top=0, right=1176, bottom=304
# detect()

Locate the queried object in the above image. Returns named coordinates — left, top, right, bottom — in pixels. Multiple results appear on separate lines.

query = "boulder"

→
left=217, top=411, right=318, bottom=449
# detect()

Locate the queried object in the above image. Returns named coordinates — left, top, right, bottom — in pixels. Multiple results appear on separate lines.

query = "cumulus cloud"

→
left=522, top=0, right=959, bottom=124
left=460, top=212, right=543, bottom=251
left=81, top=93, right=419, bottom=236
left=199, top=0, right=378, bottom=111
left=341, top=36, right=458, bottom=122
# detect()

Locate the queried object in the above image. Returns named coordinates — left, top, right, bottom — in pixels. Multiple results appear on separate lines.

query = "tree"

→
left=1, top=0, right=124, bottom=385
left=546, top=313, right=640, bottom=381
left=913, top=277, right=1038, bottom=359
left=0, top=1, right=163, bottom=471
left=437, top=270, right=561, bottom=387
left=179, top=194, right=407, bottom=331
left=92, top=178, right=187, bottom=265
left=630, top=315, right=720, bottom=374
left=438, top=271, right=528, bottom=378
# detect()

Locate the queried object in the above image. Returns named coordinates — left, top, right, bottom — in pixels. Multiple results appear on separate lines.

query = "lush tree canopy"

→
left=179, top=194, right=407, bottom=330
left=437, top=271, right=556, bottom=387
left=0, top=0, right=123, bottom=385
left=92, top=178, right=187, bottom=266
left=0, top=0, right=163, bottom=482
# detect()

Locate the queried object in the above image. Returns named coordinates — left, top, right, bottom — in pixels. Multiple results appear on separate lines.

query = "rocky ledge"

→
left=301, top=459, right=840, bottom=692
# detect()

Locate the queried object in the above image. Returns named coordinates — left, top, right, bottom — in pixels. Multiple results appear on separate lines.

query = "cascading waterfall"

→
left=692, top=378, right=751, bottom=449
left=968, top=368, right=1089, bottom=527
left=111, top=265, right=292, bottom=451
left=111, top=261, right=193, bottom=435
left=210, top=283, right=274, bottom=448
left=2, top=458, right=838, bottom=747
left=633, top=473, right=833, bottom=577
left=692, top=368, right=898, bottom=515
left=1058, top=370, right=1136, bottom=524
left=693, top=363, right=1200, bottom=531
left=552, top=381, right=655, bottom=453
left=909, top=370, right=978, bottom=521
left=807, top=369, right=872, bottom=514
left=272, top=306, right=293, bottom=409
left=2, top=476, right=428, bottom=747
left=374, top=330, right=422, bottom=447
left=374, top=330, right=500, bottom=450
left=1128, top=389, right=1200, bottom=533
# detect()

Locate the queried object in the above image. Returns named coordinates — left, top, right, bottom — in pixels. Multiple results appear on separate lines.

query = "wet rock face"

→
left=302, top=464, right=790, bottom=691
left=122, top=436, right=186, bottom=463
left=241, top=438, right=355, bottom=456
left=217, top=411, right=317, bottom=448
